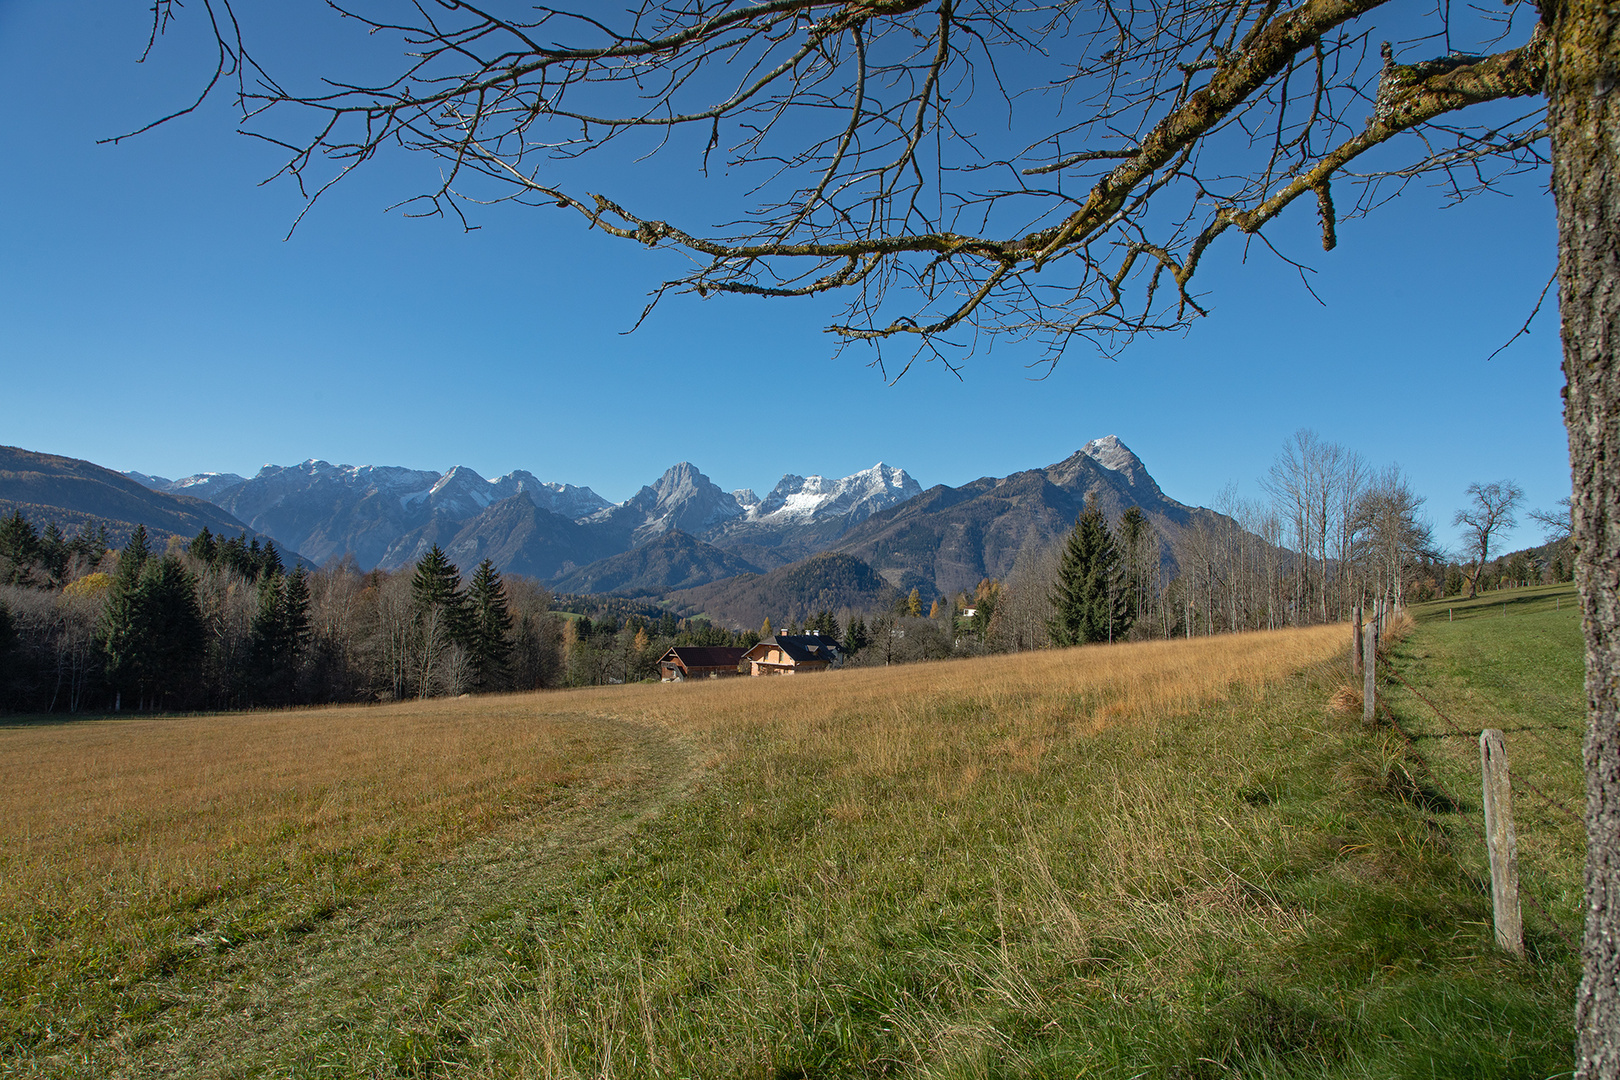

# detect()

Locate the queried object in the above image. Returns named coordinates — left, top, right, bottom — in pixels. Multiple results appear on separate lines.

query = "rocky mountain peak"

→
left=1079, top=435, right=1144, bottom=476
left=750, top=463, right=920, bottom=523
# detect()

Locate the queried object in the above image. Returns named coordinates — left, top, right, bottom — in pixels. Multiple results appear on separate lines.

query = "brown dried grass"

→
left=0, top=622, right=1351, bottom=1050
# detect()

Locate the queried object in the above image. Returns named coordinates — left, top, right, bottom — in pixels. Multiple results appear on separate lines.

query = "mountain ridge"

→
left=92, top=436, right=1232, bottom=614
left=2, top=446, right=296, bottom=557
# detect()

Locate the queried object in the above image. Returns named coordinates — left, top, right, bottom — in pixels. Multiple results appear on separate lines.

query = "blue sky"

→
left=0, top=1, right=1569, bottom=555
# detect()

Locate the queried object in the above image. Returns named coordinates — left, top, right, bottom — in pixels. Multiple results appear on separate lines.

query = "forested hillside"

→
left=0, top=446, right=281, bottom=553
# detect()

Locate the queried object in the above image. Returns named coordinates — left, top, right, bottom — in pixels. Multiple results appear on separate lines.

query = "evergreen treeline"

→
left=0, top=515, right=764, bottom=714
left=0, top=435, right=1576, bottom=712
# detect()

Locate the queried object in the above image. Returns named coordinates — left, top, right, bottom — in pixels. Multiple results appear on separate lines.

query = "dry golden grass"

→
left=0, top=624, right=1352, bottom=1060
left=607, top=622, right=1352, bottom=776
left=0, top=696, right=640, bottom=1043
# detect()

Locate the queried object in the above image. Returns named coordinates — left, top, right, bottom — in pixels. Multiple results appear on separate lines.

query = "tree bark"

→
left=1552, top=0, right=1620, bottom=1070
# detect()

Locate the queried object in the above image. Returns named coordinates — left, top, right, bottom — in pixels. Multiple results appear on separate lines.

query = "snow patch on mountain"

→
left=747, top=463, right=919, bottom=524
left=1078, top=435, right=1137, bottom=472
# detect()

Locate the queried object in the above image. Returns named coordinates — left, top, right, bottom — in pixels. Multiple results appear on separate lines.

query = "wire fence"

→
left=1370, top=633, right=1583, bottom=954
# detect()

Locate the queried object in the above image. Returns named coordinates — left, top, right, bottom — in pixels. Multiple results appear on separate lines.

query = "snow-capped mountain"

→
left=170, top=459, right=611, bottom=570
left=124, top=470, right=248, bottom=501
left=834, top=434, right=1222, bottom=598
left=585, top=462, right=747, bottom=548
left=108, top=437, right=1236, bottom=606
left=746, top=464, right=919, bottom=524
left=133, top=452, right=924, bottom=578
left=1072, top=434, right=1163, bottom=493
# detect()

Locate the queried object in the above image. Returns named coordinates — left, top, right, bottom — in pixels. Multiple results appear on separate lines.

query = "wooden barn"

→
left=657, top=645, right=748, bottom=681
left=742, top=633, right=843, bottom=676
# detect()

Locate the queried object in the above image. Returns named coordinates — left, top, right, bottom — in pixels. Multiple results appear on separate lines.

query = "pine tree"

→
left=39, top=522, right=68, bottom=584
left=100, top=527, right=154, bottom=706
left=1048, top=500, right=1132, bottom=646
left=248, top=568, right=288, bottom=703
left=410, top=546, right=469, bottom=696
left=466, top=558, right=512, bottom=690
left=138, top=555, right=204, bottom=708
left=0, top=512, right=40, bottom=585
left=842, top=617, right=869, bottom=655
left=189, top=527, right=219, bottom=566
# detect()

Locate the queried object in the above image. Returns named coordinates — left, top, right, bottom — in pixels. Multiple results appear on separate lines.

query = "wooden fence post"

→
left=1352, top=606, right=1363, bottom=676
left=1362, top=622, right=1377, bottom=724
left=1479, top=729, right=1524, bottom=955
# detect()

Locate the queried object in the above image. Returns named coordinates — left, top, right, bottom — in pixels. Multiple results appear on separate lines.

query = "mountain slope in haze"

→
left=665, top=552, right=900, bottom=630
left=382, top=494, right=614, bottom=580
left=581, top=463, right=749, bottom=550
left=125, top=471, right=249, bottom=502
left=833, top=435, right=1232, bottom=598
left=551, top=531, right=761, bottom=597
left=200, top=460, right=613, bottom=570
left=133, top=453, right=920, bottom=578
left=1, top=446, right=283, bottom=553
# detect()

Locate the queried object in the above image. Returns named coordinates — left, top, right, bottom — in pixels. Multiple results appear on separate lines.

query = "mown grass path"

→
left=8, top=712, right=703, bottom=1079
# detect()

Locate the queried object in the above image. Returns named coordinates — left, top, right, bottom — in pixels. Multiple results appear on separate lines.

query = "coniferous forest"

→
left=0, top=515, right=761, bottom=713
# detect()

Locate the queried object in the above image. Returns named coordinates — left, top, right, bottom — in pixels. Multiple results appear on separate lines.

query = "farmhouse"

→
left=743, top=633, right=842, bottom=676
left=657, top=645, right=748, bottom=681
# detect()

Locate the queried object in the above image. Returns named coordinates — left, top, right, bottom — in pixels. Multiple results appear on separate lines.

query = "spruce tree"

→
left=259, top=541, right=284, bottom=581
left=467, top=558, right=513, bottom=690
left=0, top=512, right=40, bottom=585
left=283, top=565, right=311, bottom=659
left=139, top=555, right=204, bottom=708
left=1116, top=505, right=1152, bottom=627
left=410, top=546, right=469, bottom=696
left=1048, top=500, right=1132, bottom=646
left=39, top=522, right=68, bottom=584
left=248, top=569, right=288, bottom=703
left=411, top=547, right=465, bottom=619
left=189, top=527, right=218, bottom=567
left=100, top=527, right=154, bottom=706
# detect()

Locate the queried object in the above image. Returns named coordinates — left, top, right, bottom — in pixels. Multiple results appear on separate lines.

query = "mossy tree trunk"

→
left=1552, top=0, right=1620, bottom=1071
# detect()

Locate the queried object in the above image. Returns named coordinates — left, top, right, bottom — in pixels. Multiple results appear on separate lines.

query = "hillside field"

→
left=0, top=593, right=1585, bottom=1078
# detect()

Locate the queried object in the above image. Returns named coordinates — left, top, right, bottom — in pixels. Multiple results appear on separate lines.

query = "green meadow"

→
left=1, top=603, right=1585, bottom=1078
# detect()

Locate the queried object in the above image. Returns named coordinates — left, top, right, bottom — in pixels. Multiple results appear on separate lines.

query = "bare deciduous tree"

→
left=1531, top=496, right=1574, bottom=543
left=1453, top=479, right=1525, bottom=599
left=1354, top=464, right=1435, bottom=608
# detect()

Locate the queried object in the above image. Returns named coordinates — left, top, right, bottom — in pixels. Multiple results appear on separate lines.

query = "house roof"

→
left=659, top=645, right=748, bottom=668
left=744, top=634, right=841, bottom=665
